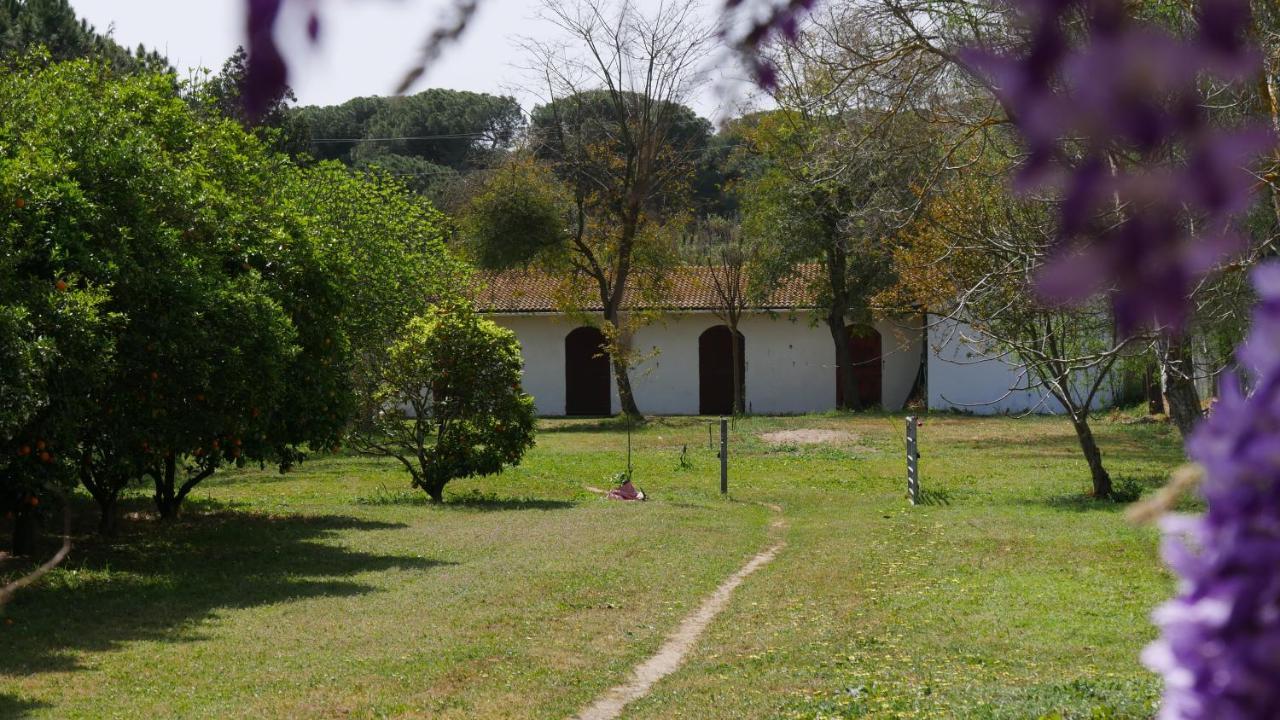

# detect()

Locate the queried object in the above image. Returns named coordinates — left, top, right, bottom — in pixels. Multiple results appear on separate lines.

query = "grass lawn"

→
left=0, top=413, right=1184, bottom=719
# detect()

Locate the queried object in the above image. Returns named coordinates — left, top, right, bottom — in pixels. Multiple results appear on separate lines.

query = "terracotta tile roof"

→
left=473, top=265, right=823, bottom=313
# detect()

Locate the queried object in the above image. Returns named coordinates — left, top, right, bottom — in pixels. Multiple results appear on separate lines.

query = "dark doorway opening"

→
left=837, top=324, right=883, bottom=408
left=565, top=326, right=612, bottom=416
left=699, top=325, right=745, bottom=416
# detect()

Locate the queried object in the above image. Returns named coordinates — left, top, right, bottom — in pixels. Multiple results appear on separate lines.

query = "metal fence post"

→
left=719, top=417, right=728, bottom=495
left=906, top=415, right=921, bottom=505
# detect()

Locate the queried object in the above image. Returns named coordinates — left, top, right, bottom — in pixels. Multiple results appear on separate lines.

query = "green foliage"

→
left=742, top=109, right=918, bottom=324
left=350, top=304, right=536, bottom=502
left=460, top=156, right=573, bottom=269
left=187, top=46, right=312, bottom=157
left=287, top=161, right=467, bottom=359
left=0, top=57, right=354, bottom=531
left=291, top=89, right=523, bottom=198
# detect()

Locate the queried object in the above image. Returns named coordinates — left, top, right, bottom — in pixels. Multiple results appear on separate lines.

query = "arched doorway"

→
left=565, top=326, right=611, bottom=416
left=699, top=325, right=745, bottom=415
left=836, top=324, right=882, bottom=408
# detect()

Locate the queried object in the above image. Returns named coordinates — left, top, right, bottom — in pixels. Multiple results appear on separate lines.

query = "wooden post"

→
left=719, top=417, right=728, bottom=495
left=906, top=415, right=921, bottom=505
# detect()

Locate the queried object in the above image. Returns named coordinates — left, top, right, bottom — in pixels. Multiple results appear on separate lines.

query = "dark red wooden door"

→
left=565, top=327, right=611, bottom=416
left=836, top=325, right=882, bottom=408
left=699, top=325, right=745, bottom=415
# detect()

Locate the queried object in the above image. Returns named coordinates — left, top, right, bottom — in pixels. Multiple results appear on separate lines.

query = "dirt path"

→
left=570, top=504, right=786, bottom=720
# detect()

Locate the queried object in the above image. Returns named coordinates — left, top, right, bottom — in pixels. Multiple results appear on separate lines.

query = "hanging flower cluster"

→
left=971, top=1, right=1278, bottom=718
left=1143, top=263, right=1280, bottom=719
left=243, top=0, right=315, bottom=119
left=242, top=0, right=477, bottom=118
left=965, top=0, right=1273, bottom=332
left=720, top=0, right=818, bottom=88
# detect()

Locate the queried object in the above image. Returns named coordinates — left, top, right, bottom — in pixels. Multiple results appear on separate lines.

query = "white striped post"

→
left=906, top=416, right=921, bottom=505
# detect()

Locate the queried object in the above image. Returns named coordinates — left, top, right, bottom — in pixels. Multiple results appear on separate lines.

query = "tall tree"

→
left=508, top=0, right=713, bottom=418
left=291, top=89, right=523, bottom=200
left=0, top=0, right=167, bottom=71
left=741, top=104, right=922, bottom=410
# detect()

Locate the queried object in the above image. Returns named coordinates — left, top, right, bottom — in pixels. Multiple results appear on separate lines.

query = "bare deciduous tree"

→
left=520, top=0, right=714, bottom=418
left=691, top=217, right=759, bottom=414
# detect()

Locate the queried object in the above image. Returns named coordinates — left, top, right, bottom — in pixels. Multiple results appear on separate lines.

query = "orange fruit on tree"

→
left=15, top=197, right=26, bottom=208
left=35, top=440, right=45, bottom=450
left=17, top=445, right=30, bottom=457
left=28, top=496, right=39, bottom=507
left=39, top=451, right=52, bottom=463
left=150, top=371, right=159, bottom=382
left=55, top=279, right=68, bottom=292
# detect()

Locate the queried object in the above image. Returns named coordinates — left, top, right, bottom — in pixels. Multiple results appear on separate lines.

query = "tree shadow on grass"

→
left=538, top=417, right=642, bottom=434
left=0, top=500, right=452, bottom=682
left=916, top=488, right=953, bottom=506
left=1017, top=474, right=1179, bottom=513
left=0, top=693, right=47, bottom=720
left=351, top=486, right=577, bottom=511
left=441, top=490, right=576, bottom=512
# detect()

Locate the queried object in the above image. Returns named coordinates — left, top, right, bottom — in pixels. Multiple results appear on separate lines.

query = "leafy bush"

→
left=350, top=304, right=536, bottom=502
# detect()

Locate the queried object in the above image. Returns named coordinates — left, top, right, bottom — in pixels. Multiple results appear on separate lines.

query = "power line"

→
left=309, top=133, right=496, bottom=144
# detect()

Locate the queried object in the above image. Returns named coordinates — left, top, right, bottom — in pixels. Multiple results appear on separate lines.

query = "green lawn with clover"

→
left=1, top=413, right=1182, bottom=719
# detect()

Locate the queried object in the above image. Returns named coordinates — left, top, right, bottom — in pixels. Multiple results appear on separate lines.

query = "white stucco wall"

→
left=491, top=311, right=924, bottom=416
left=926, top=315, right=1114, bottom=414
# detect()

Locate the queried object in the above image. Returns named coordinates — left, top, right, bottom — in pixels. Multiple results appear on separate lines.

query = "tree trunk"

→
left=1158, top=335, right=1202, bottom=442
left=1070, top=416, right=1112, bottom=498
left=12, top=510, right=39, bottom=557
left=154, top=456, right=179, bottom=520
left=80, top=452, right=125, bottom=537
left=730, top=323, right=744, bottom=415
left=1145, top=359, right=1165, bottom=415
left=612, top=354, right=642, bottom=418
left=829, top=315, right=859, bottom=411
left=97, top=495, right=120, bottom=537
left=424, top=482, right=444, bottom=503
left=603, top=307, right=642, bottom=419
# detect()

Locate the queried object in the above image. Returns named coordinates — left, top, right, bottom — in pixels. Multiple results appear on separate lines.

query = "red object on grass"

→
left=606, top=480, right=646, bottom=501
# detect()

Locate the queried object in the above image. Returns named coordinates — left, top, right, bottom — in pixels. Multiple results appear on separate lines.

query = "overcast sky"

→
left=68, top=0, right=762, bottom=122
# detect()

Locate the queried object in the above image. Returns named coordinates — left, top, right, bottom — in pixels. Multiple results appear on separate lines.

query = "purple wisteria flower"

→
left=965, top=0, right=1273, bottom=333
left=720, top=0, right=818, bottom=88
left=1143, top=262, right=1280, bottom=720
left=978, top=1, right=1279, bottom=718
left=243, top=0, right=308, bottom=120
left=242, top=0, right=479, bottom=117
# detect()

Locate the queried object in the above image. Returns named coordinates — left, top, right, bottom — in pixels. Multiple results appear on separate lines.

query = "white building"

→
left=475, top=267, right=1093, bottom=416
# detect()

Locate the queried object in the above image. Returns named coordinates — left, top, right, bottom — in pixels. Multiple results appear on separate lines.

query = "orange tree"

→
left=0, top=57, right=351, bottom=535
